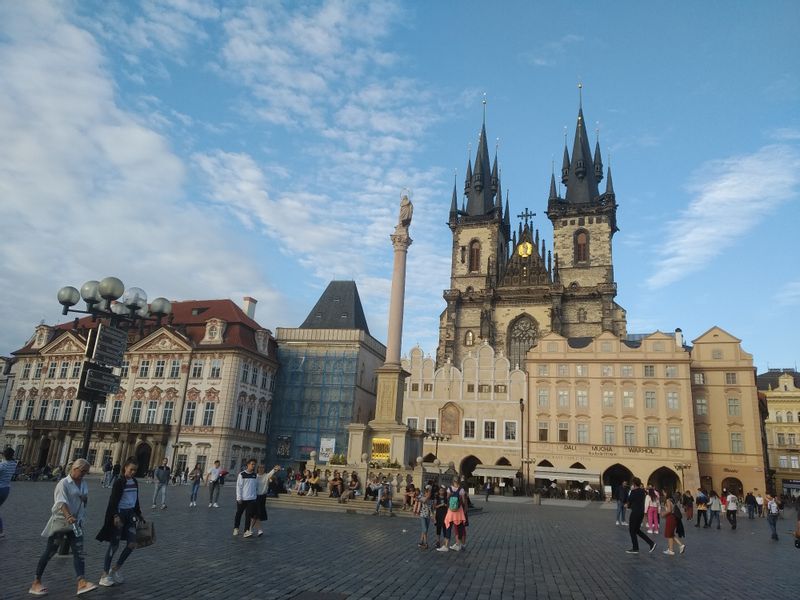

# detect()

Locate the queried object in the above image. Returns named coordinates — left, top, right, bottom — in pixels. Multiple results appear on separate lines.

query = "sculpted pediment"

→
left=129, top=329, right=192, bottom=354
left=41, top=332, right=85, bottom=356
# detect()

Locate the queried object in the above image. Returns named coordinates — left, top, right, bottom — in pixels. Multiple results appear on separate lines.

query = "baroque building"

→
left=2, top=298, right=277, bottom=475
left=757, top=369, right=800, bottom=498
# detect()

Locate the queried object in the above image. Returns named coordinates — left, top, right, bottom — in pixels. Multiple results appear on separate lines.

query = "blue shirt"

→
left=0, top=460, right=17, bottom=488
left=118, top=478, right=137, bottom=510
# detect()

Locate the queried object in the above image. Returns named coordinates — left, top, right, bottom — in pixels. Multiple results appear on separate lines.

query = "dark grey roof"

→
left=567, top=337, right=593, bottom=348
left=300, top=281, right=370, bottom=334
left=464, top=122, right=498, bottom=217
left=621, top=339, right=641, bottom=349
left=756, top=368, right=800, bottom=391
left=564, top=108, right=601, bottom=205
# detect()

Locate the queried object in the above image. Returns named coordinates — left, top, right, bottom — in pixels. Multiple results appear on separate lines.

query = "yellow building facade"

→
left=758, top=369, right=800, bottom=498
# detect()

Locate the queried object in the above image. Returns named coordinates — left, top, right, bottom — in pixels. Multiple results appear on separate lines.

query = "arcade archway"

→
left=135, top=442, right=152, bottom=477
left=648, top=466, right=680, bottom=494
left=460, top=455, right=481, bottom=478
left=603, top=463, right=634, bottom=498
left=721, top=477, right=743, bottom=496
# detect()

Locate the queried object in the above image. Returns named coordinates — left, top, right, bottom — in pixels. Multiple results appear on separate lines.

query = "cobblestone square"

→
left=0, top=480, right=796, bottom=600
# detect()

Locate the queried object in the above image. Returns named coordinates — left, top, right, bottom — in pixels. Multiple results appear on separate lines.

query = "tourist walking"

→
left=101, top=460, right=113, bottom=489
left=111, top=463, right=121, bottom=487
left=233, top=459, right=258, bottom=538
left=766, top=494, right=780, bottom=540
left=615, top=481, right=629, bottom=525
left=645, top=487, right=660, bottom=534
left=97, top=458, right=144, bottom=587
left=251, top=464, right=280, bottom=537
left=755, top=492, right=764, bottom=517
left=625, top=477, right=656, bottom=554
left=660, top=497, right=686, bottom=556
left=433, top=485, right=447, bottom=548
left=484, top=480, right=491, bottom=502
left=207, top=460, right=222, bottom=508
left=706, top=490, right=721, bottom=529
left=417, top=483, right=433, bottom=549
left=745, top=491, right=756, bottom=519
left=188, top=463, right=203, bottom=507
left=29, top=458, right=97, bottom=596
left=437, top=477, right=467, bottom=552
left=681, top=490, right=694, bottom=521
left=151, top=459, right=170, bottom=510
left=694, top=489, right=709, bottom=527
left=726, top=490, right=738, bottom=529
left=0, top=447, right=18, bottom=539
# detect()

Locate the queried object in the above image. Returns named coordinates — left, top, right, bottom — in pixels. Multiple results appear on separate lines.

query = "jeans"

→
left=767, top=514, right=778, bottom=538
left=190, top=481, right=200, bottom=502
left=209, top=481, right=221, bottom=504
left=695, top=509, right=708, bottom=527
left=747, top=505, right=755, bottom=519
left=0, top=486, right=9, bottom=532
left=153, top=482, right=168, bottom=506
left=628, top=511, right=654, bottom=551
left=615, top=500, right=626, bottom=523
left=37, top=532, right=85, bottom=580
left=726, top=509, right=737, bottom=528
left=375, top=497, right=393, bottom=513
left=708, top=510, right=720, bottom=528
left=103, top=508, right=136, bottom=572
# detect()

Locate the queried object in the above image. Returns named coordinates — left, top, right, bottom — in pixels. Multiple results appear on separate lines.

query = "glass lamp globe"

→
left=80, top=280, right=101, bottom=304
left=122, top=287, right=147, bottom=309
left=57, top=286, right=81, bottom=307
left=149, top=297, right=172, bottom=317
left=98, top=277, right=125, bottom=301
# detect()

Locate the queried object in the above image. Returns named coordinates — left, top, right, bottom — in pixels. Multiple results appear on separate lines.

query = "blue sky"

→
left=1, top=1, right=798, bottom=372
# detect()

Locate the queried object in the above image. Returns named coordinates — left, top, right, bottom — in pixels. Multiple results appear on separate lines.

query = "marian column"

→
left=384, top=194, right=413, bottom=366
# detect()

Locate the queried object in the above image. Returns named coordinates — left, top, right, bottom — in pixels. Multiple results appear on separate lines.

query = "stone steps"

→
left=266, top=493, right=417, bottom=518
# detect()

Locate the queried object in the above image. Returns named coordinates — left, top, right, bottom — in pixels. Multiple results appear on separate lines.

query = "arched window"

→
left=788, top=412, right=795, bottom=423
left=776, top=412, right=783, bottom=422
left=468, top=241, right=481, bottom=272
left=508, top=316, right=538, bottom=371
left=574, top=230, right=589, bottom=263
left=464, top=330, right=475, bottom=346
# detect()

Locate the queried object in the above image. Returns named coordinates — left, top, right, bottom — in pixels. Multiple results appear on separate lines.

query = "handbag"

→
left=135, top=520, right=156, bottom=548
left=47, top=513, right=73, bottom=537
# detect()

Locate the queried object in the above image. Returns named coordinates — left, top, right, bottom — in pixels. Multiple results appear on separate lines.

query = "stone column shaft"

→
left=385, top=233, right=412, bottom=366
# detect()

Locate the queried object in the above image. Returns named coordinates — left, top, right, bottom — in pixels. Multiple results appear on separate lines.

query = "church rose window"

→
left=508, top=316, right=538, bottom=370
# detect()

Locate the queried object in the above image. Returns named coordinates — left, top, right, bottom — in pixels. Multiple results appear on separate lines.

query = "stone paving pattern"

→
left=0, top=479, right=797, bottom=599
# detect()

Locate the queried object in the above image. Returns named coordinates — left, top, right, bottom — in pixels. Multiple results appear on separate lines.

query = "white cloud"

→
left=647, top=144, right=800, bottom=289
left=521, top=34, right=583, bottom=68
left=0, top=3, right=284, bottom=355
left=775, top=281, right=800, bottom=307
left=769, top=127, right=800, bottom=141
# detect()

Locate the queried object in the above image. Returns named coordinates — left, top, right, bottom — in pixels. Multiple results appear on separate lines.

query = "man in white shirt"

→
left=233, top=459, right=258, bottom=538
left=755, top=493, right=764, bottom=517
left=207, top=460, right=222, bottom=508
left=726, top=491, right=738, bottom=529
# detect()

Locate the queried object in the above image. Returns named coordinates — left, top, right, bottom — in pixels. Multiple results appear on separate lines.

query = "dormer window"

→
left=202, top=319, right=226, bottom=344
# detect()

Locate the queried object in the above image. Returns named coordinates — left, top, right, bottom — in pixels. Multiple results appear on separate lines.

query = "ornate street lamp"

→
left=425, top=432, right=450, bottom=459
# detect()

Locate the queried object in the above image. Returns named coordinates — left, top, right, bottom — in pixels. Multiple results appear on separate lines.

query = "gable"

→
left=40, top=332, right=86, bottom=356
left=128, top=328, right=193, bottom=353
left=691, top=326, right=742, bottom=345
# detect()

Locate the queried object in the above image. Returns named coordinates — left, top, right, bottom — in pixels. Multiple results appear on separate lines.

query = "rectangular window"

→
left=59, top=361, right=69, bottom=379
left=645, top=390, right=657, bottom=409
left=668, top=426, right=682, bottom=448
left=22, top=362, right=31, bottom=379
left=111, top=400, right=122, bottom=423
left=558, top=422, right=569, bottom=442
left=644, top=365, right=655, bottom=377
left=537, top=364, right=549, bottom=377
left=538, top=421, right=549, bottom=442
left=130, top=401, right=142, bottom=423
left=255, top=408, right=263, bottom=433
left=50, top=399, right=61, bottom=421
left=260, top=370, right=269, bottom=390
left=665, top=364, right=677, bottom=378
left=622, top=390, right=634, bottom=409
left=603, top=424, right=616, bottom=445
left=696, top=431, right=710, bottom=452
left=576, top=390, right=588, bottom=408
left=557, top=364, right=569, bottom=377
left=779, top=456, right=789, bottom=468
left=463, top=419, right=476, bottom=439
left=33, top=361, right=43, bottom=378
left=602, top=390, right=615, bottom=408
left=120, top=360, right=129, bottom=378
left=406, top=417, right=418, bottom=430
left=203, top=402, right=216, bottom=427
left=251, top=366, right=259, bottom=386
left=138, top=360, right=150, bottom=378
left=494, top=384, right=507, bottom=393
left=504, top=421, right=517, bottom=441
left=727, top=397, right=741, bottom=417
left=210, top=359, right=222, bottom=379
left=466, top=383, right=474, bottom=392
left=235, top=405, right=243, bottom=429
left=154, top=360, right=165, bottom=378
left=791, top=456, right=800, bottom=469
left=146, top=400, right=158, bottom=424
left=483, top=420, right=496, bottom=440
left=161, top=401, right=174, bottom=425
left=184, top=402, right=197, bottom=426
left=169, top=360, right=181, bottom=379
left=25, top=400, right=34, bottom=420
left=191, top=360, right=204, bottom=379
left=601, top=364, right=613, bottom=377
left=695, top=397, right=708, bottom=415
left=647, top=426, right=659, bottom=446
left=47, top=361, right=57, bottom=378
left=537, top=389, right=549, bottom=408
left=558, top=389, right=569, bottom=408
left=789, top=433, right=797, bottom=446
left=725, top=372, right=737, bottom=385
left=693, top=372, right=705, bottom=385
left=63, top=399, right=73, bottom=421
left=777, top=433, right=786, bottom=445
left=730, top=432, right=743, bottom=454
left=576, top=422, right=589, bottom=444
left=621, top=365, right=634, bottom=377
left=624, top=425, right=636, bottom=446
left=71, top=361, right=82, bottom=379
left=38, top=399, right=49, bottom=420
left=478, top=384, right=491, bottom=393
left=667, top=391, right=679, bottom=410
left=576, top=364, right=587, bottom=377
left=12, top=398, right=23, bottom=420
left=601, top=341, right=612, bottom=352
left=425, top=418, right=437, bottom=434
left=95, top=405, right=106, bottom=422
left=412, top=383, right=420, bottom=392
left=241, top=363, right=250, bottom=384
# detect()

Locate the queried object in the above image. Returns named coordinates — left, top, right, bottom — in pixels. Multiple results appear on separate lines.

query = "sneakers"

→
left=662, top=549, right=675, bottom=555
left=436, top=545, right=449, bottom=552
left=243, top=530, right=253, bottom=538
left=209, top=503, right=213, bottom=508
left=160, top=504, right=167, bottom=510
left=76, top=581, right=98, bottom=595
left=112, top=569, right=124, bottom=584
left=450, top=543, right=461, bottom=552
left=213, top=503, right=219, bottom=508
left=649, top=543, right=657, bottom=554
left=646, top=528, right=653, bottom=533
left=625, top=549, right=639, bottom=554
left=621, top=521, right=628, bottom=525
left=257, top=529, right=263, bottom=537
left=151, top=504, right=156, bottom=509
left=679, top=545, right=686, bottom=554
left=189, top=502, right=194, bottom=507
left=615, top=520, right=620, bottom=526
left=99, top=575, right=115, bottom=587
left=233, top=528, right=239, bottom=536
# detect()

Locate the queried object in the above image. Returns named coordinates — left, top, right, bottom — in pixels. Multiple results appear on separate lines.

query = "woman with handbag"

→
left=188, top=463, right=203, bottom=507
left=29, top=458, right=97, bottom=596
left=96, top=458, right=144, bottom=587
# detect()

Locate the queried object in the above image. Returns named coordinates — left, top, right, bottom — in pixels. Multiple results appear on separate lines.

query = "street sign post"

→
left=84, top=367, right=120, bottom=394
left=92, top=323, right=128, bottom=367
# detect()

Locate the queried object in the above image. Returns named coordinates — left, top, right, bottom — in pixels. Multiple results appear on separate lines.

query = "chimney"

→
left=674, top=328, right=683, bottom=349
left=243, top=297, right=258, bottom=319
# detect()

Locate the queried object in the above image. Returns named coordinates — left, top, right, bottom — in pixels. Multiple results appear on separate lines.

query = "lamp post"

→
left=426, top=432, right=450, bottom=459
left=674, top=462, right=691, bottom=492
left=521, top=458, right=534, bottom=496
left=57, top=277, right=172, bottom=462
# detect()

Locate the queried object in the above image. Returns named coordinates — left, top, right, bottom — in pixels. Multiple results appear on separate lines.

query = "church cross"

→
left=517, top=208, right=536, bottom=222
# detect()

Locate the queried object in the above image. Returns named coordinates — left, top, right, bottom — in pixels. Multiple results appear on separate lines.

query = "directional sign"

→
left=92, top=323, right=128, bottom=367
left=84, top=367, right=121, bottom=394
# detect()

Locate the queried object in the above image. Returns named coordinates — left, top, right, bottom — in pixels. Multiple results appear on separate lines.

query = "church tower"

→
left=546, top=99, right=626, bottom=337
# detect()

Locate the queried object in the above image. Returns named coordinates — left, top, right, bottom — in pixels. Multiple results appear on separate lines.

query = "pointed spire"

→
left=564, top=100, right=600, bottom=204
left=605, top=166, right=615, bottom=195
left=547, top=250, right=552, bottom=276
left=593, top=133, right=603, bottom=182
left=503, top=193, right=511, bottom=237
left=464, top=158, right=472, bottom=193
left=449, top=172, right=458, bottom=223
left=512, top=229, right=517, bottom=248
left=491, top=143, right=499, bottom=194
left=561, top=139, right=570, bottom=185
left=534, top=228, right=540, bottom=250
left=541, top=238, right=546, bottom=261
left=549, top=172, right=558, bottom=200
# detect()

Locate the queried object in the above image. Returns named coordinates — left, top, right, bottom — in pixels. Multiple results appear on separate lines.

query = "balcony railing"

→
left=7, top=419, right=172, bottom=436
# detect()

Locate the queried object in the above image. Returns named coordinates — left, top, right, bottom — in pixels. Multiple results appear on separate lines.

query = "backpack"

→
left=448, top=488, right=462, bottom=511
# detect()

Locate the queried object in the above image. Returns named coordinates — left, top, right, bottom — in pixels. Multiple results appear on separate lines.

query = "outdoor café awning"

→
left=534, top=467, right=601, bottom=482
left=473, top=465, right=520, bottom=479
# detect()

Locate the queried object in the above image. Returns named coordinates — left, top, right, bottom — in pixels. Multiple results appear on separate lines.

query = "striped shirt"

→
left=118, top=478, right=138, bottom=510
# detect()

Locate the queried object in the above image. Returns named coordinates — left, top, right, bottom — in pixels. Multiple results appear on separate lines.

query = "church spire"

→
left=564, top=102, right=601, bottom=204
left=593, top=137, right=604, bottom=183
left=449, top=173, right=459, bottom=225
left=464, top=157, right=472, bottom=194
left=549, top=172, right=558, bottom=200
left=605, top=166, right=615, bottom=196
left=503, top=193, right=511, bottom=238
left=561, top=141, right=570, bottom=186
left=465, top=113, right=496, bottom=216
